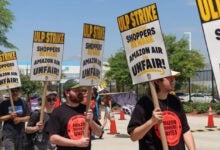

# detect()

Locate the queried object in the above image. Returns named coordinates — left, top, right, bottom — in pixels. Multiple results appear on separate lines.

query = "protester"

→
left=92, top=87, right=101, bottom=120
left=127, top=70, right=196, bottom=150
left=0, top=96, right=3, bottom=150
left=45, top=79, right=102, bottom=150
left=102, top=93, right=112, bottom=130
left=0, top=87, right=30, bottom=150
left=92, top=87, right=104, bottom=139
left=82, top=88, right=96, bottom=140
left=25, top=90, right=58, bottom=150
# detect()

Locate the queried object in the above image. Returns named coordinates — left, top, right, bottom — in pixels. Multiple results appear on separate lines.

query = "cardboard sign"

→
left=196, top=0, right=220, bottom=96
left=30, top=31, right=65, bottom=81
left=117, top=3, right=171, bottom=84
left=79, top=23, right=105, bottom=86
left=0, top=51, right=21, bottom=90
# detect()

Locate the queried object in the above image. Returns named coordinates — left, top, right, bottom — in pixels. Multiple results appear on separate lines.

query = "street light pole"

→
left=184, top=32, right=191, bottom=50
left=184, top=32, right=192, bottom=101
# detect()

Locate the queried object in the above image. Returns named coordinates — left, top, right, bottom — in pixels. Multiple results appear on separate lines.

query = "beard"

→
left=69, top=93, right=84, bottom=103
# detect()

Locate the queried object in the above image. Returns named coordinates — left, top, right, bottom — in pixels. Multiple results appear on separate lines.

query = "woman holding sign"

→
left=127, top=71, right=196, bottom=150
left=25, top=90, right=57, bottom=150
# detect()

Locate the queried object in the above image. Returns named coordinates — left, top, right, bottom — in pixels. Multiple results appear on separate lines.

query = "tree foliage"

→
left=20, top=73, right=42, bottom=101
left=105, top=34, right=206, bottom=92
left=104, top=48, right=132, bottom=92
left=164, top=34, right=206, bottom=89
left=0, top=0, right=17, bottom=50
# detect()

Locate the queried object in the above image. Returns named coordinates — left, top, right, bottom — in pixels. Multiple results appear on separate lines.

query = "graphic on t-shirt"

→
left=155, top=110, right=182, bottom=146
left=9, top=105, right=23, bottom=115
left=67, top=115, right=90, bottom=140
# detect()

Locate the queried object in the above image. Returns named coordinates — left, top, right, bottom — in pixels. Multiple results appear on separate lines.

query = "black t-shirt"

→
left=26, top=110, right=52, bottom=149
left=0, top=98, right=30, bottom=138
left=127, top=94, right=190, bottom=150
left=45, top=103, right=91, bottom=150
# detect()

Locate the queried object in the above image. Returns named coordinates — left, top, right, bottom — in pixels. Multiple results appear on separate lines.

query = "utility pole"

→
left=184, top=32, right=192, bottom=101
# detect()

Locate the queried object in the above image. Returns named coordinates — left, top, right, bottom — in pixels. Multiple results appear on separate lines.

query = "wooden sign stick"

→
left=39, top=81, right=49, bottom=122
left=149, top=81, right=168, bottom=150
left=84, top=86, right=92, bottom=137
left=8, top=89, right=15, bottom=112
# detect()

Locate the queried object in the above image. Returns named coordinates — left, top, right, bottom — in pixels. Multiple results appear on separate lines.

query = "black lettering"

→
left=215, top=28, right=220, bottom=40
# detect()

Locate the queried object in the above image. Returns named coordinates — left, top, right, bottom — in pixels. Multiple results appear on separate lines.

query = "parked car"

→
left=178, top=93, right=217, bottom=103
left=176, top=92, right=189, bottom=102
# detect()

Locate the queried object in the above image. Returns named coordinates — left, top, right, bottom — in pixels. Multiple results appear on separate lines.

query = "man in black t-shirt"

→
left=45, top=79, right=102, bottom=150
left=0, top=87, right=30, bottom=150
left=127, top=71, right=196, bottom=150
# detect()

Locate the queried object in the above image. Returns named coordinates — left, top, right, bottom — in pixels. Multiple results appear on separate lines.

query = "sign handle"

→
left=8, top=89, right=15, bottom=112
left=84, top=86, right=92, bottom=137
left=39, top=81, right=49, bottom=122
left=149, top=81, right=168, bottom=150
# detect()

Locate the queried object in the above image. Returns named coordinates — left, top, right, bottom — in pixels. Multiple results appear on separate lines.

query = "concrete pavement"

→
left=0, top=112, right=219, bottom=149
left=92, top=112, right=220, bottom=150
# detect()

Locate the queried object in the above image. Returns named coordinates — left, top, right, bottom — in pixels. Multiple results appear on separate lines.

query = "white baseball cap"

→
left=46, top=91, right=57, bottom=96
left=171, top=70, right=180, bottom=76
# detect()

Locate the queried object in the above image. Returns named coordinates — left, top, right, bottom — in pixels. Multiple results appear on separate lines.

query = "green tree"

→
left=0, top=0, right=17, bottom=51
left=20, top=73, right=42, bottom=101
left=164, top=34, right=206, bottom=90
left=105, top=34, right=206, bottom=92
left=104, top=48, right=132, bottom=92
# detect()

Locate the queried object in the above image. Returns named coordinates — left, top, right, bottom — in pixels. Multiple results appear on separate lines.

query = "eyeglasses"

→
left=47, top=97, right=56, bottom=102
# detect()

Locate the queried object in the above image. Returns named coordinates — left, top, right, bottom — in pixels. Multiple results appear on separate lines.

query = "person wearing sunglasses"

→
left=45, top=79, right=102, bottom=150
left=0, top=87, right=30, bottom=150
left=127, top=70, right=196, bottom=150
left=25, top=90, right=57, bottom=150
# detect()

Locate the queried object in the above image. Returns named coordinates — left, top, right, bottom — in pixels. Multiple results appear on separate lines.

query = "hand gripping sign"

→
left=0, top=51, right=21, bottom=112
left=30, top=31, right=65, bottom=122
left=79, top=23, right=105, bottom=137
left=117, top=3, right=171, bottom=150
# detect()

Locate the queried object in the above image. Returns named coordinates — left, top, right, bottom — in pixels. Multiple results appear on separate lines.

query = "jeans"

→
left=3, top=135, right=25, bottom=150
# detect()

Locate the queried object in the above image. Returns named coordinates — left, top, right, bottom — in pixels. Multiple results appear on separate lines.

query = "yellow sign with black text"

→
left=31, top=31, right=65, bottom=81
left=196, top=0, right=220, bottom=97
left=117, top=3, right=171, bottom=84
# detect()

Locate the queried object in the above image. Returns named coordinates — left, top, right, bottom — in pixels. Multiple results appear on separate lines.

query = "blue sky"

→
left=2, top=0, right=209, bottom=63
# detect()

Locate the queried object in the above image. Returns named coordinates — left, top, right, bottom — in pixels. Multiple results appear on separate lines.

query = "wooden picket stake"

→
left=84, top=86, right=92, bottom=137
left=39, top=81, right=49, bottom=122
left=149, top=81, right=168, bottom=150
left=8, top=89, right=15, bottom=112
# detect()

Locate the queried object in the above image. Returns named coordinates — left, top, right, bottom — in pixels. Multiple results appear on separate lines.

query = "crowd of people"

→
left=0, top=71, right=196, bottom=150
left=0, top=79, right=112, bottom=150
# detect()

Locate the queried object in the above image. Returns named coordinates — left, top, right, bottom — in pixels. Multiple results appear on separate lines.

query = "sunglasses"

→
left=11, top=89, right=20, bottom=93
left=47, top=97, right=56, bottom=102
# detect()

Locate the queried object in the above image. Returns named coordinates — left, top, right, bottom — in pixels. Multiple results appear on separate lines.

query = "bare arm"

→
left=13, top=116, right=30, bottom=124
left=130, top=108, right=162, bottom=141
left=86, top=108, right=102, bottom=136
left=0, top=111, right=17, bottom=121
left=90, top=120, right=102, bottom=137
left=184, top=130, right=196, bottom=150
left=25, top=121, right=44, bottom=134
left=50, top=134, right=90, bottom=148
left=109, top=99, right=112, bottom=110
left=0, top=114, right=12, bottom=121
